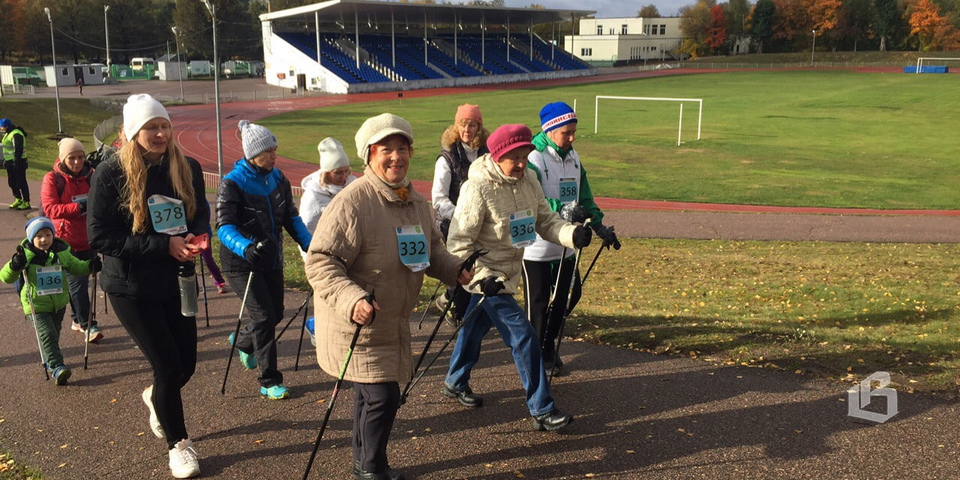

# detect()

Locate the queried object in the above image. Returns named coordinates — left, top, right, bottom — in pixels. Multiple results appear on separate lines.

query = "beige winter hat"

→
left=354, top=113, right=414, bottom=163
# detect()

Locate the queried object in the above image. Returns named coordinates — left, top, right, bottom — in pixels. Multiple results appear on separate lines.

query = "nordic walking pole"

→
left=84, top=271, right=98, bottom=370
left=549, top=248, right=582, bottom=382
left=400, top=294, right=488, bottom=405
left=221, top=271, right=254, bottom=395
left=302, top=290, right=375, bottom=480
left=293, top=294, right=309, bottom=372
left=402, top=249, right=486, bottom=403
left=416, top=281, right=444, bottom=329
left=199, top=255, right=209, bottom=327
left=18, top=254, right=49, bottom=380
left=276, top=290, right=312, bottom=342
left=541, top=246, right=568, bottom=358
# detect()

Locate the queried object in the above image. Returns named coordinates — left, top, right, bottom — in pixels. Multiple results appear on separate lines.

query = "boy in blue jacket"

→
left=1, top=217, right=101, bottom=384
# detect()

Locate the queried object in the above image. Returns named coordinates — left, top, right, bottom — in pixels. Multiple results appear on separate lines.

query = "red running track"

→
left=171, top=69, right=960, bottom=217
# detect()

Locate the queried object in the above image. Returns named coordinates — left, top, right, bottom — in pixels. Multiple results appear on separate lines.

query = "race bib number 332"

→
left=396, top=225, right=430, bottom=272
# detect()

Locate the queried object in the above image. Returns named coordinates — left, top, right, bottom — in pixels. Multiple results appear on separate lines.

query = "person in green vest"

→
left=1, top=118, right=31, bottom=210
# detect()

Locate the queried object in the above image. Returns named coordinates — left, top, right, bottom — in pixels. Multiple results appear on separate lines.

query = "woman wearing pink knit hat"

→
left=431, top=104, right=489, bottom=323
left=40, top=138, right=102, bottom=342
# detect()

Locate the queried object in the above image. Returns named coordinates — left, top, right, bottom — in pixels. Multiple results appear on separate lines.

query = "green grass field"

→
left=261, top=69, right=959, bottom=209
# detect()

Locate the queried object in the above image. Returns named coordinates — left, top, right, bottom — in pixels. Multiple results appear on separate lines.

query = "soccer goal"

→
left=594, top=96, right=703, bottom=146
left=915, top=57, right=960, bottom=73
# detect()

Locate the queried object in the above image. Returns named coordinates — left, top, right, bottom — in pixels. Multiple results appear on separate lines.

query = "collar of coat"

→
left=363, top=166, right=414, bottom=203
left=532, top=131, right=571, bottom=159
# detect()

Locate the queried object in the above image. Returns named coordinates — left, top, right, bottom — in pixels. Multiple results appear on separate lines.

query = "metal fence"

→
left=202, top=171, right=304, bottom=197
left=149, top=87, right=322, bottom=105
left=615, top=60, right=919, bottom=73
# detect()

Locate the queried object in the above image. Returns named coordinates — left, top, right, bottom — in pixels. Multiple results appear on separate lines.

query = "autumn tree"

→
left=909, top=0, right=960, bottom=50
left=771, top=0, right=812, bottom=49
left=638, top=4, right=662, bottom=17
left=748, top=0, right=776, bottom=52
left=705, top=5, right=728, bottom=52
left=834, top=0, right=876, bottom=51
left=679, top=0, right=715, bottom=58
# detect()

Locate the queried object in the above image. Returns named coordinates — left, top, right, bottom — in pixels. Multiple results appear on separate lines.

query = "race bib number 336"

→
left=509, top=210, right=536, bottom=249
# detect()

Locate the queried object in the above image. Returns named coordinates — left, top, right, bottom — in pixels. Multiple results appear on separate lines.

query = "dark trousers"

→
left=66, top=249, right=96, bottom=328
left=28, top=308, right=67, bottom=369
left=6, top=164, right=29, bottom=201
left=109, top=293, right=197, bottom=449
left=521, top=256, right=576, bottom=360
left=225, top=270, right=284, bottom=388
left=353, top=382, right=401, bottom=473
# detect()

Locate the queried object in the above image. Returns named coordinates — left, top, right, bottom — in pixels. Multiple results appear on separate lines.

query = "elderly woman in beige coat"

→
left=305, top=113, right=472, bottom=480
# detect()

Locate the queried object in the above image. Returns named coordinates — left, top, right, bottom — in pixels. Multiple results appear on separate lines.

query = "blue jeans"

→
left=445, top=293, right=557, bottom=416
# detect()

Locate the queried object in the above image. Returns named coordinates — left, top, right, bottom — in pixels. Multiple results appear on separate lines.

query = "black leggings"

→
left=521, top=256, right=576, bottom=358
left=109, top=293, right=197, bottom=449
left=225, top=270, right=284, bottom=388
left=5, top=164, right=29, bottom=201
left=353, top=382, right=401, bottom=473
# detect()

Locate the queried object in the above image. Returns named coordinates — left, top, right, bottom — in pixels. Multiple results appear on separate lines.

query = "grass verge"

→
left=280, top=236, right=960, bottom=391
left=0, top=451, right=41, bottom=479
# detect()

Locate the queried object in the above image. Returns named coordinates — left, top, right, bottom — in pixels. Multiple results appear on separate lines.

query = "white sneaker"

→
left=142, top=386, right=164, bottom=438
left=168, top=439, right=200, bottom=479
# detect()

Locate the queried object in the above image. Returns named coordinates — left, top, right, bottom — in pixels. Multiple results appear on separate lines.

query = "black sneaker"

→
left=442, top=383, right=483, bottom=408
left=353, top=462, right=405, bottom=480
left=532, top=410, right=573, bottom=431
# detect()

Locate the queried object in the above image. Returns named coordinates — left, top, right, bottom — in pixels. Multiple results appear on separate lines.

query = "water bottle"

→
left=178, top=262, right=199, bottom=317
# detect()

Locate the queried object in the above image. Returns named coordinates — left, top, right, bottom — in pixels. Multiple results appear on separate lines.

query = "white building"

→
left=565, top=17, right=683, bottom=66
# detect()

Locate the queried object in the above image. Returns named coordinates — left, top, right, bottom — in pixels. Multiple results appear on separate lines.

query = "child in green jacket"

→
left=0, top=217, right=101, bottom=384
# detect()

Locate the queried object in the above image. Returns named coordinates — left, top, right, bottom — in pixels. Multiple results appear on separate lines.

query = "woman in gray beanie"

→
left=217, top=120, right=312, bottom=400
left=305, top=113, right=473, bottom=480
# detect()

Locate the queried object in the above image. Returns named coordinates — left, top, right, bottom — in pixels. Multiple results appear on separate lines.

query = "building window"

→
left=622, top=24, right=628, bottom=34
left=60, top=68, right=69, bottom=76
left=644, top=24, right=650, bottom=35
left=596, top=25, right=603, bottom=35
left=660, top=24, right=666, bottom=35
left=581, top=48, right=592, bottom=56
left=652, top=46, right=657, bottom=51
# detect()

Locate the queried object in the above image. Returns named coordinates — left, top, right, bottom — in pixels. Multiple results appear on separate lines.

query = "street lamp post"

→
left=201, top=0, right=223, bottom=178
left=104, top=5, right=111, bottom=77
left=171, top=27, right=185, bottom=103
left=810, top=30, right=817, bottom=66
left=43, top=7, right=64, bottom=135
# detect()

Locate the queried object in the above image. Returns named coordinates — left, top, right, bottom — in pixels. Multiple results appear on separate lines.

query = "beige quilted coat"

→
left=305, top=167, right=461, bottom=383
left=448, top=154, right=577, bottom=295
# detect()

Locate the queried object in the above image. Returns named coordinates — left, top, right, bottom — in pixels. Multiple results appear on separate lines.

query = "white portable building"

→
left=158, top=61, right=187, bottom=81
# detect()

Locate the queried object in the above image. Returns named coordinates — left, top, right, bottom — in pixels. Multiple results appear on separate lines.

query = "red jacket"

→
left=41, top=160, right=94, bottom=252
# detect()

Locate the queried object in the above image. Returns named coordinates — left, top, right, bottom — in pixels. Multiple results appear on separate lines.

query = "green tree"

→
left=874, top=0, right=903, bottom=50
left=638, top=4, right=662, bottom=16
left=748, top=0, right=776, bottom=52
left=723, top=0, right=752, bottom=44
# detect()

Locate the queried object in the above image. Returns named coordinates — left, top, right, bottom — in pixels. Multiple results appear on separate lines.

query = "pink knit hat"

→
left=455, top=104, right=482, bottom=125
left=486, top=124, right=533, bottom=162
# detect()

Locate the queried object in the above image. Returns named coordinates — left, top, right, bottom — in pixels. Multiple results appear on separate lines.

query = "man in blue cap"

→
left=523, top=101, right=619, bottom=373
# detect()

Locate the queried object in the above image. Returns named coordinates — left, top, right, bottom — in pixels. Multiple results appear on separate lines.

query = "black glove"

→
left=459, top=249, right=488, bottom=274
left=560, top=202, right=589, bottom=224
left=89, top=255, right=102, bottom=273
left=591, top=223, right=621, bottom=250
left=244, top=239, right=276, bottom=269
left=480, top=277, right=504, bottom=297
left=10, top=247, right=26, bottom=271
left=78, top=201, right=88, bottom=214
left=572, top=225, right=592, bottom=249
left=3, top=160, right=13, bottom=171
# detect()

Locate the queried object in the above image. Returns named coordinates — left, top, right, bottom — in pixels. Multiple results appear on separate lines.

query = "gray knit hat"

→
left=354, top=113, right=414, bottom=163
left=238, top=120, right=278, bottom=160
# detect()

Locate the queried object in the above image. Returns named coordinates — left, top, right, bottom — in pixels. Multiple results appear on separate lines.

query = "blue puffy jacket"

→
left=216, top=158, right=311, bottom=273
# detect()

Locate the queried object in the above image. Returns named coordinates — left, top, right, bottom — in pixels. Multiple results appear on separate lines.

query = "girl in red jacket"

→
left=40, top=138, right=102, bottom=342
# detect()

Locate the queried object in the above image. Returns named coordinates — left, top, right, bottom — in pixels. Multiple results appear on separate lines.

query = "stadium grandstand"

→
left=260, top=0, right=596, bottom=94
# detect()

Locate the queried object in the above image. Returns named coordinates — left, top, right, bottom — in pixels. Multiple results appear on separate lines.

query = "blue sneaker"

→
left=260, top=384, right=289, bottom=400
left=52, top=365, right=72, bottom=386
left=228, top=332, right=257, bottom=370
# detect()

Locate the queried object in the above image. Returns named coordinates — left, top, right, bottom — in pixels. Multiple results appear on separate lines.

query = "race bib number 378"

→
left=148, top=194, right=188, bottom=235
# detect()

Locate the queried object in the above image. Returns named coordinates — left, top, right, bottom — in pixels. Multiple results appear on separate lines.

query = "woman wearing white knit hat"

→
left=216, top=119, right=313, bottom=401
left=88, top=93, right=209, bottom=478
left=298, top=137, right=355, bottom=261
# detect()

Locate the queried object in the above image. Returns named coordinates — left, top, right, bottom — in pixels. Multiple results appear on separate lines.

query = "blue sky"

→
left=503, top=0, right=688, bottom=18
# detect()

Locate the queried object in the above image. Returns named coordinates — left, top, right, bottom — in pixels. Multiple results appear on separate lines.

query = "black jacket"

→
left=87, top=155, right=209, bottom=300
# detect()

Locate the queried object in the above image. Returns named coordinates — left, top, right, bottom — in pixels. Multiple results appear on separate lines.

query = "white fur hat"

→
left=123, top=94, right=170, bottom=138
left=354, top=113, right=413, bottom=163
left=318, top=137, right=349, bottom=173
